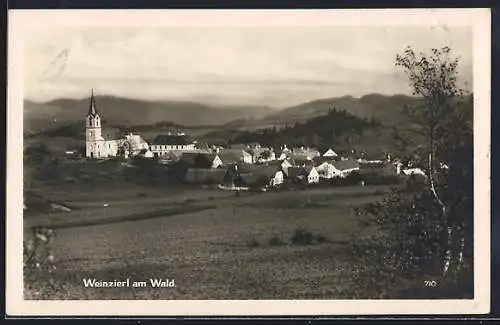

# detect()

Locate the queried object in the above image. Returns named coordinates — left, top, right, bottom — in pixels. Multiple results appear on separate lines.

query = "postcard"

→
left=7, top=8, right=491, bottom=316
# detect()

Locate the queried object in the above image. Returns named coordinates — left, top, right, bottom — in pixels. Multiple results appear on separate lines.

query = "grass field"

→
left=24, top=182, right=400, bottom=300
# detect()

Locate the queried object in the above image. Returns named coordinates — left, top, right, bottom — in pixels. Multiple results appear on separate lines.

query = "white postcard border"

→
left=7, top=8, right=491, bottom=316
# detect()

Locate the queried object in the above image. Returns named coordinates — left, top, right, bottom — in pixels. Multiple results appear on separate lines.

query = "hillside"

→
left=256, top=94, right=421, bottom=128
left=220, top=108, right=381, bottom=152
left=23, top=96, right=273, bottom=135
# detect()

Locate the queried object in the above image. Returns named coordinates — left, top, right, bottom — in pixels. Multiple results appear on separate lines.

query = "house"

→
left=292, top=157, right=315, bottom=168
left=267, top=159, right=293, bottom=177
left=158, top=151, right=182, bottom=165
left=287, top=166, right=320, bottom=184
left=183, top=168, right=227, bottom=184
left=249, top=147, right=276, bottom=164
left=292, top=147, right=320, bottom=160
left=359, top=161, right=398, bottom=177
left=402, top=168, right=426, bottom=177
left=238, top=164, right=285, bottom=187
left=117, top=133, right=151, bottom=158
left=313, top=156, right=337, bottom=179
left=219, top=149, right=253, bottom=165
left=323, top=149, right=338, bottom=158
left=179, top=152, right=223, bottom=169
left=278, top=144, right=292, bottom=160
left=329, top=160, right=360, bottom=178
left=138, top=149, right=154, bottom=158
left=149, top=133, right=196, bottom=157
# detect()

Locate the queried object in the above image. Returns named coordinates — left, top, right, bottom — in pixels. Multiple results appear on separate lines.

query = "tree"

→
left=352, top=47, right=473, bottom=297
left=395, top=46, right=470, bottom=276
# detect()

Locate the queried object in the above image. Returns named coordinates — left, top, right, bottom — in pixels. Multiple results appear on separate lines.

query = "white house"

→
left=150, top=133, right=196, bottom=157
left=402, top=168, right=427, bottom=177
left=328, top=160, right=360, bottom=178
left=288, top=166, right=319, bottom=184
left=122, top=133, right=150, bottom=157
left=323, top=149, right=338, bottom=158
left=241, top=150, right=254, bottom=164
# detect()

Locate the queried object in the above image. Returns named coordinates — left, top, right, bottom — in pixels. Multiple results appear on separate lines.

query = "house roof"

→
left=239, top=173, right=268, bottom=186
left=219, top=149, right=251, bottom=164
left=184, top=168, right=226, bottom=183
left=305, top=165, right=317, bottom=173
left=179, top=152, right=218, bottom=167
left=287, top=166, right=307, bottom=178
left=238, top=164, right=279, bottom=178
left=159, top=151, right=182, bottom=161
left=313, top=156, right=336, bottom=165
left=323, top=149, right=338, bottom=156
left=331, top=160, right=360, bottom=171
left=152, top=134, right=194, bottom=145
left=218, top=151, right=241, bottom=164
left=229, top=143, right=249, bottom=150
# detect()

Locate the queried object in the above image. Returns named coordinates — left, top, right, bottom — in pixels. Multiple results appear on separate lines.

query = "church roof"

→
left=87, top=89, right=99, bottom=117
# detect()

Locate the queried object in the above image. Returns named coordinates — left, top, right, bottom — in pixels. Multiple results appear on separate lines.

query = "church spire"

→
left=88, top=88, right=98, bottom=116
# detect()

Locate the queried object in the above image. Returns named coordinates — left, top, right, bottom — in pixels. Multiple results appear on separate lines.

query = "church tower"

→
left=85, top=89, right=103, bottom=158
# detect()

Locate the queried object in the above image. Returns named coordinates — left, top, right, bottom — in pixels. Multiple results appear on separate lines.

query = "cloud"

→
left=24, top=26, right=472, bottom=107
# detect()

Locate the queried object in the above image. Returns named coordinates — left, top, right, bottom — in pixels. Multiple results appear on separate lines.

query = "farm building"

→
left=316, top=160, right=360, bottom=179
left=150, top=133, right=196, bottom=156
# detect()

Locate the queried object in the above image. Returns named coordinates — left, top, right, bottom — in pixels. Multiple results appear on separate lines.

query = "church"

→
left=85, top=90, right=150, bottom=159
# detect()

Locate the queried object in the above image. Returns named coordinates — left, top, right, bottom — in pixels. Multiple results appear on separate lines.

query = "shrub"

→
left=246, top=237, right=260, bottom=248
left=315, top=234, right=330, bottom=244
left=268, top=235, right=285, bottom=246
left=291, top=227, right=314, bottom=245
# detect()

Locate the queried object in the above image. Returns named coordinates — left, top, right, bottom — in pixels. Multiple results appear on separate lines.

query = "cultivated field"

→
left=24, top=183, right=395, bottom=300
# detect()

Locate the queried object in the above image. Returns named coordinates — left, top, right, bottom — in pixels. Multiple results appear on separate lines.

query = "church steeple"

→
left=88, top=89, right=98, bottom=116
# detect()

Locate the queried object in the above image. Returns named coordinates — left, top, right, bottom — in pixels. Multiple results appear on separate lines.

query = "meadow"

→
left=25, top=175, right=398, bottom=300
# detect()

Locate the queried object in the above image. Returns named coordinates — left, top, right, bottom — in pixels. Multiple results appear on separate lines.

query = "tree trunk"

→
left=428, top=148, right=452, bottom=276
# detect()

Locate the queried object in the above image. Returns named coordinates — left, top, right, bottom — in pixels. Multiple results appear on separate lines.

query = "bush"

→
left=268, top=235, right=285, bottom=246
left=291, top=227, right=314, bottom=245
left=246, top=237, right=260, bottom=248
left=315, top=234, right=330, bottom=244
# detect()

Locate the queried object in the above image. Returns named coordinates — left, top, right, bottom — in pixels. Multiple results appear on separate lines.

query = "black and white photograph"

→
left=7, top=9, right=491, bottom=316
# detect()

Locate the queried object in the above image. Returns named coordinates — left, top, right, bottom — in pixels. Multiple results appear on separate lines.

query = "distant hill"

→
left=257, top=94, right=422, bottom=128
left=23, top=95, right=273, bottom=135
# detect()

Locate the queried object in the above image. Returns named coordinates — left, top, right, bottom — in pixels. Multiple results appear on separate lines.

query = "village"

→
left=70, top=87, right=425, bottom=191
left=72, top=90, right=427, bottom=194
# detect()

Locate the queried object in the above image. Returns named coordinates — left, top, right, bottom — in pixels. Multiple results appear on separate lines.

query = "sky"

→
left=24, top=26, right=473, bottom=108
